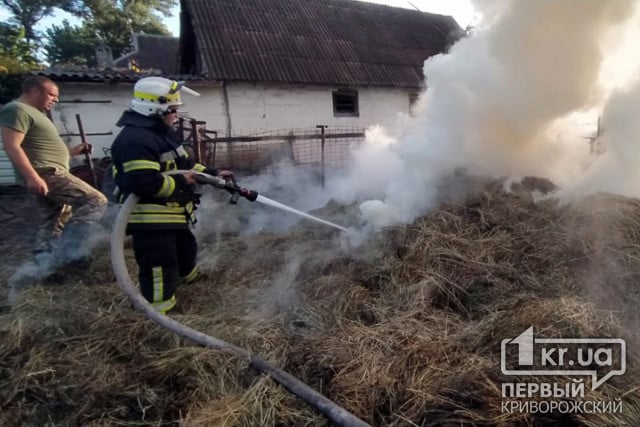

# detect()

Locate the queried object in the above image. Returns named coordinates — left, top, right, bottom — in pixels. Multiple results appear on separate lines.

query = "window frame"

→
left=332, top=88, right=359, bottom=117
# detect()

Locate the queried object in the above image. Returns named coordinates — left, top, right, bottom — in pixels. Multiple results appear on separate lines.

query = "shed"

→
left=21, top=0, right=464, bottom=156
left=0, top=146, right=19, bottom=186
left=176, top=0, right=463, bottom=135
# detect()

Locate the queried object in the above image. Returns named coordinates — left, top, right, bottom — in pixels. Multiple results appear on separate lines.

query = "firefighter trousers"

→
left=130, top=229, right=198, bottom=313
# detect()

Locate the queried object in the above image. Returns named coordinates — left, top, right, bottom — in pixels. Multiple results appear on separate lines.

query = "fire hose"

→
left=110, top=171, right=370, bottom=427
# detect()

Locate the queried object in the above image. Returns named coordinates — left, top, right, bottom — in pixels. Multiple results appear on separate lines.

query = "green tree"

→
left=2, top=0, right=176, bottom=68
left=0, top=69, right=25, bottom=104
left=0, top=22, right=38, bottom=65
left=63, top=0, right=176, bottom=60
left=0, top=22, right=41, bottom=103
left=44, top=20, right=97, bottom=67
left=1, top=0, right=77, bottom=42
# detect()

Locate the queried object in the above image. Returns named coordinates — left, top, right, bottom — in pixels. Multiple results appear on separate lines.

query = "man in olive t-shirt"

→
left=0, top=76, right=107, bottom=266
left=2, top=100, right=69, bottom=171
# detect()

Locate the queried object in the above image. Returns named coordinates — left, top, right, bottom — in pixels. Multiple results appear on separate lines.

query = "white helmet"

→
left=131, top=76, right=200, bottom=116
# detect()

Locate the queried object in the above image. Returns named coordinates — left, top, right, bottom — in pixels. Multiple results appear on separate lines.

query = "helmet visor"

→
left=169, top=80, right=200, bottom=97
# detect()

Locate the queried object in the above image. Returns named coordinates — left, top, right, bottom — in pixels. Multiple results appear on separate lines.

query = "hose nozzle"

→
left=194, top=172, right=258, bottom=202
left=240, top=188, right=258, bottom=202
left=226, top=177, right=258, bottom=203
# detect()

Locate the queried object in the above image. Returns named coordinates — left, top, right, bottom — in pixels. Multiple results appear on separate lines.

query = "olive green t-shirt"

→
left=0, top=101, right=69, bottom=171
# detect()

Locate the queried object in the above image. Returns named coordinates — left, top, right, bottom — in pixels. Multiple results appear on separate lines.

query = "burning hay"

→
left=1, top=176, right=639, bottom=426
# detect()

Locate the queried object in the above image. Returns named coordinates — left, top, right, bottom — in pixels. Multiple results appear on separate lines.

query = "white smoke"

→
left=336, top=0, right=640, bottom=228
left=560, top=75, right=640, bottom=198
left=196, top=0, right=640, bottom=235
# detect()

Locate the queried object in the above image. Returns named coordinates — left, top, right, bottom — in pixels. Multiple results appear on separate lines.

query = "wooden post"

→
left=316, top=125, right=327, bottom=188
left=178, top=117, right=185, bottom=140
left=190, top=119, right=201, bottom=163
left=75, top=114, right=98, bottom=187
left=210, top=131, right=218, bottom=167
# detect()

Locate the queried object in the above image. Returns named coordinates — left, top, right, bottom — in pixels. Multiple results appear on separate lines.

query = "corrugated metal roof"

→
left=29, top=69, right=215, bottom=83
left=181, top=0, right=462, bottom=88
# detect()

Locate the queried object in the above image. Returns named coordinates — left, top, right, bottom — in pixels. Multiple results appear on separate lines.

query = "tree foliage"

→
left=62, top=0, right=175, bottom=62
left=1, top=0, right=77, bottom=41
left=43, top=20, right=97, bottom=67
left=0, top=22, right=38, bottom=67
left=0, top=22, right=41, bottom=103
left=1, top=0, right=177, bottom=68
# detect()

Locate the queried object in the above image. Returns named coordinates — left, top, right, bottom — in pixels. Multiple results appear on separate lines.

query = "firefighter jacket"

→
left=110, top=110, right=217, bottom=230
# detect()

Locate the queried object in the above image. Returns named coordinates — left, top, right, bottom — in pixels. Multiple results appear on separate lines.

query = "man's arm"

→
left=1, top=126, right=48, bottom=195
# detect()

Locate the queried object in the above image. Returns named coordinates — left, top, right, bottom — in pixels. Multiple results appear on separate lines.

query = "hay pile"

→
left=1, top=176, right=639, bottom=426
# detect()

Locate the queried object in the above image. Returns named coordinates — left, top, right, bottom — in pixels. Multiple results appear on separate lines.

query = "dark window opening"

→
left=332, top=89, right=359, bottom=117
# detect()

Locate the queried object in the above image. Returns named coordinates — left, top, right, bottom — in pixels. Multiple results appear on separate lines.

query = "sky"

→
left=369, top=0, right=478, bottom=27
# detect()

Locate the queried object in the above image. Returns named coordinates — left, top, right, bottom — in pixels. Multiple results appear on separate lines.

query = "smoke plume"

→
left=338, top=0, right=639, bottom=228
left=195, top=0, right=640, bottom=236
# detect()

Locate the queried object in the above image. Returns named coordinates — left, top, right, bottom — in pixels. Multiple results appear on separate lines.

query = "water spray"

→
left=194, top=172, right=349, bottom=233
left=110, top=170, right=369, bottom=427
left=255, top=194, right=349, bottom=232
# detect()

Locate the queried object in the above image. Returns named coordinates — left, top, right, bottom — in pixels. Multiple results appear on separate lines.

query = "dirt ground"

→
left=0, top=191, right=37, bottom=303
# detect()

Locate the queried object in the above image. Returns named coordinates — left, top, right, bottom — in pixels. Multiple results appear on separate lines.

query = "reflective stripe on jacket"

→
left=110, top=111, right=215, bottom=230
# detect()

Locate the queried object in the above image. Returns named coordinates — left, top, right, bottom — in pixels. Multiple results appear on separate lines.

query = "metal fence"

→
left=181, top=122, right=366, bottom=180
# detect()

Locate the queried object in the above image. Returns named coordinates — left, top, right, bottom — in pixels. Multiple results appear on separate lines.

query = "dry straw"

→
left=1, top=175, right=639, bottom=426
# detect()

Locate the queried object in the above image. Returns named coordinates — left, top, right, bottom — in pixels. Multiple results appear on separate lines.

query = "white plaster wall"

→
left=216, top=82, right=413, bottom=135
left=47, top=81, right=414, bottom=158
left=182, top=83, right=226, bottom=128
left=51, top=82, right=226, bottom=159
left=52, top=82, right=133, bottom=162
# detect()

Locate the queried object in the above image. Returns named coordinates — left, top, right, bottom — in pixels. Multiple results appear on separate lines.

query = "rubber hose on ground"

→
left=110, top=172, right=370, bottom=427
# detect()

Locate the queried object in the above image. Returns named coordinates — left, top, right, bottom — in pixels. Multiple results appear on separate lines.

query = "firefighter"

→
left=110, top=77, right=231, bottom=314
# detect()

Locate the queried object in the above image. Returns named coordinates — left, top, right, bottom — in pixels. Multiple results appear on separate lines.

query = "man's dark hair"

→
left=21, top=76, right=56, bottom=94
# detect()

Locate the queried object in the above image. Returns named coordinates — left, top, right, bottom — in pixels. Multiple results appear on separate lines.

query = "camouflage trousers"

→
left=31, top=167, right=108, bottom=254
